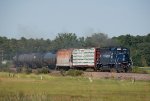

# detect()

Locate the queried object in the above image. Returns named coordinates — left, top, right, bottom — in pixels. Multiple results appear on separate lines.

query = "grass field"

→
left=0, top=72, right=150, bottom=101
left=139, top=67, right=150, bottom=74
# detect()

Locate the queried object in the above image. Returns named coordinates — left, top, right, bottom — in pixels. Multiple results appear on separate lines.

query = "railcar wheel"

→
left=127, top=66, right=132, bottom=73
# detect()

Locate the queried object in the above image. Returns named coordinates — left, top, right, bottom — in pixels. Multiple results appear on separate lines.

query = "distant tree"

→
left=114, top=34, right=150, bottom=66
left=78, top=37, right=86, bottom=48
left=138, top=43, right=150, bottom=66
left=52, top=33, right=80, bottom=49
left=144, top=33, right=150, bottom=42
left=85, top=33, right=116, bottom=47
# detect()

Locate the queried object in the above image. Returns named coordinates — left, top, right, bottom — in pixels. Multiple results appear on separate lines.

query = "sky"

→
left=0, top=0, right=150, bottom=39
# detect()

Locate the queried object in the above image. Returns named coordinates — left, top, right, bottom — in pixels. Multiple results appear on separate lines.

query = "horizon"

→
left=0, top=32, right=149, bottom=40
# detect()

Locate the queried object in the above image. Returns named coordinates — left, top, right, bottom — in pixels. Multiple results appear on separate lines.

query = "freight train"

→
left=13, top=47, right=132, bottom=72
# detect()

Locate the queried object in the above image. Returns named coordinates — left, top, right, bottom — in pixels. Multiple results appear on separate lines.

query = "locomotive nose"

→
left=117, top=53, right=126, bottom=62
left=116, top=53, right=131, bottom=67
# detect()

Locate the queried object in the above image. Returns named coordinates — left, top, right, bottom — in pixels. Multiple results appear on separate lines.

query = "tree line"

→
left=0, top=33, right=150, bottom=67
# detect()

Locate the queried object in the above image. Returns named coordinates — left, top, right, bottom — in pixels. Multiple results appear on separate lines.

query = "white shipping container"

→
left=72, top=48, right=95, bottom=66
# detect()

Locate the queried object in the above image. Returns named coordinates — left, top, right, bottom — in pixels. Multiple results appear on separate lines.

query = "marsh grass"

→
left=0, top=72, right=150, bottom=101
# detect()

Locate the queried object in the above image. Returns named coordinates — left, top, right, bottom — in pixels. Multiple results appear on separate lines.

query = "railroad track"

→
left=9, top=67, right=150, bottom=81
left=83, top=72, right=150, bottom=81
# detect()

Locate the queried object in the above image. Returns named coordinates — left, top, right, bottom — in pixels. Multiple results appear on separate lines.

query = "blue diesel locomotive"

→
left=96, top=47, right=132, bottom=72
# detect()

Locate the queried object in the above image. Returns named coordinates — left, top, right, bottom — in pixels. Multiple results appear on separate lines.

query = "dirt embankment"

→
left=84, top=72, right=150, bottom=81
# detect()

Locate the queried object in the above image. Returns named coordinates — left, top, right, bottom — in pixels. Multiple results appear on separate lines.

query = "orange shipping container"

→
left=56, top=49, right=73, bottom=68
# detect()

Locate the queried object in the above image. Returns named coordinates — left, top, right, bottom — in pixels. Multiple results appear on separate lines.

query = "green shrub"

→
left=132, top=67, right=148, bottom=74
left=16, top=67, right=22, bottom=73
left=66, top=69, right=83, bottom=76
left=36, top=67, right=50, bottom=74
left=25, top=68, right=32, bottom=74
left=0, top=66, right=9, bottom=72
left=0, top=61, right=13, bottom=72
left=16, top=67, right=32, bottom=74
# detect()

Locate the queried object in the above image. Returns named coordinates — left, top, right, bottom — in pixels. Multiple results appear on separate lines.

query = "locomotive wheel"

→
left=126, top=67, right=132, bottom=73
left=120, top=69, right=125, bottom=73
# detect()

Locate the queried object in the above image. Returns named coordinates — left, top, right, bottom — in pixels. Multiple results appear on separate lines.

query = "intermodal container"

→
left=72, top=48, right=100, bottom=68
left=56, top=49, right=73, bottom=68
